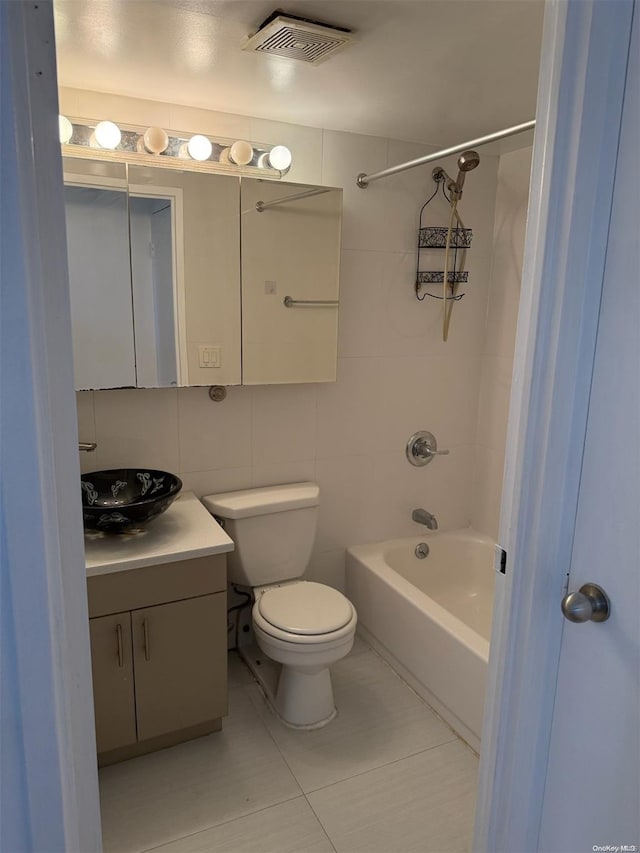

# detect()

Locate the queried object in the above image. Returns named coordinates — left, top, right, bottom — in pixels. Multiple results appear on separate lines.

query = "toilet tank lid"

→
left=202, top=482, right=319, bottom=519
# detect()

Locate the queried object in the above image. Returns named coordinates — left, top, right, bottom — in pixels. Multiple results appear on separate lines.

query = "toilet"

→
left=202, top=482, right=357, bottom=728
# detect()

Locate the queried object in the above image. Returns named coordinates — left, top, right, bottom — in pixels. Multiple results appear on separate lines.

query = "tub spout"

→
left=411, top=508, right=438, bottom=530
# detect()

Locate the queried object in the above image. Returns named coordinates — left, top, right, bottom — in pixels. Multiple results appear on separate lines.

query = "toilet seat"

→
left=253, top=582, right=356, bottom=645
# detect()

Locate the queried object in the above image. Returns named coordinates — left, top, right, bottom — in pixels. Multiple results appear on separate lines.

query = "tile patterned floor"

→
left=99, top=638, right=478, bottom=853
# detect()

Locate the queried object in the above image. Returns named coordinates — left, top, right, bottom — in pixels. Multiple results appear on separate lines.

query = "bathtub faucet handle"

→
left=406, top=431, right=449, bottom=467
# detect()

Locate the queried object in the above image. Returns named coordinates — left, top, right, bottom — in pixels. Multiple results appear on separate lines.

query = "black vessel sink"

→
left=81, top=469, right=182, bottom=532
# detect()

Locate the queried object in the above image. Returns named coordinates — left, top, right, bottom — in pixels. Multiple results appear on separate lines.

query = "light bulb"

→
left=187, top=135, right=212, bottom=161
left=218, top=147, right=232, bottom=165
left=268, top=145, right=292, bottom=171
left=59, top=115, right=73, bottom=144
left=143, top=126, right=169, bottom=155
left=229, top=140, right=254, bottom=166
left=94, top=120, right=121, bottom=149
left=257, top=152, right=270, bottom=169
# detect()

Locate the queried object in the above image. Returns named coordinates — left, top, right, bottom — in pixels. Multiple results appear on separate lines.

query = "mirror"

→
left=63, top=157, right=341, bottom=389
left=241, top=179, right=342, bottom=385
left=63, top=160, right=136, bottom=390
left=127, top=165, right=241, bottom=387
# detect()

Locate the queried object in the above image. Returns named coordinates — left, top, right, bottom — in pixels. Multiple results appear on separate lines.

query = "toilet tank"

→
left=202, top=483, right=320, bottom=587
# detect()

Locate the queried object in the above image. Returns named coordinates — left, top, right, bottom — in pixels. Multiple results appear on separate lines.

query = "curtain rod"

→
left=356, top=119, right=536, bottom=188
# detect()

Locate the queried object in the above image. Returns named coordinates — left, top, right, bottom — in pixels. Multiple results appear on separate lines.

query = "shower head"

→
left=454, top=150, right=480, bottom=194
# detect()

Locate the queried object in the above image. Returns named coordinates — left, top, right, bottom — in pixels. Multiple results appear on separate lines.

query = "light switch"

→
left=198, top=345, right=221, bottom=368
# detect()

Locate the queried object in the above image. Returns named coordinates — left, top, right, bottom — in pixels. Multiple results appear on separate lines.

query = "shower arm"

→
left=356, top=119, right=535, bottom=188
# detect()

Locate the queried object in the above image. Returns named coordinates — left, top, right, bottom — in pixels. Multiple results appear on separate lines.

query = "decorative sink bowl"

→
left=81, top=469, right=182, bottom=533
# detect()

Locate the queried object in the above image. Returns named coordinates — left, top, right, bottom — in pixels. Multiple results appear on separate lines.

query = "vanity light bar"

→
left=59, top=116, right=292, bottom=175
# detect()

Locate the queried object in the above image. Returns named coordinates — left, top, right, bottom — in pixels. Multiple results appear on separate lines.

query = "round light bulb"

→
left=94, top=120, right=121, bottom=149
left=187, top=134, right=212, bottom=161
left=218, top=147, right=232, bottom=165
left=59, top=115, right=73, bottom=144
left=257, top=152, right=270, bottom=169
left=229, top=140, right=254, bottom=166
left=143, top=126, right=169, bottom=155
left=268, top=145, right=292, bottom=171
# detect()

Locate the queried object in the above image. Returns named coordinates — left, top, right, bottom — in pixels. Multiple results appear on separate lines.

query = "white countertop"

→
left=85, top=491, right=234, bottom=577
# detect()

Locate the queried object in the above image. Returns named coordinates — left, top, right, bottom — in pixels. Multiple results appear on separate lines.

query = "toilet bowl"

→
left=202, top=483, right=357, bottom=728
left=253, top=580, right=356, bottom=727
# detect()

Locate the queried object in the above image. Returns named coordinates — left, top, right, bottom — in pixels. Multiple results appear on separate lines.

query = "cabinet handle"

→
left=116, top=623, right=124, bottom=668
left=142, top=618, right=151, bottom=661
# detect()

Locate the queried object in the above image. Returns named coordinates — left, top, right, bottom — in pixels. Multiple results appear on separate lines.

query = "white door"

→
left=538, top=8, right=640, bottom=850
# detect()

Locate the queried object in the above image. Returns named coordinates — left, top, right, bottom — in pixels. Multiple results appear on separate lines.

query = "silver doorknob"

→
left=561, top=583, right=610, bottom=623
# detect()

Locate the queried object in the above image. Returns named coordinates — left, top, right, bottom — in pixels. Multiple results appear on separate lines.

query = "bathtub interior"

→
left=382, top=531, right=495, bottom=640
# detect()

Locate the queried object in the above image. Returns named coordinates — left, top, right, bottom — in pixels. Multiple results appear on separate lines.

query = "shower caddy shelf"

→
left=415, top=185, right=473, bottom=301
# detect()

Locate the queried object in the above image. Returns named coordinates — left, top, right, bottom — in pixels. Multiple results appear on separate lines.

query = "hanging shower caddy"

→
left=415, top=172, right=473, bottom=301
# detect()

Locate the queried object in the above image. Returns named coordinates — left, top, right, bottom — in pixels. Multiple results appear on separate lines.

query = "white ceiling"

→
left=53, top=0, right=544, bottom=147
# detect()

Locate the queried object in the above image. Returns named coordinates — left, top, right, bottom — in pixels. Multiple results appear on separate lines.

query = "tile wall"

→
left=65, top=87, right=507, bottom=590
left=471, top=146, right=533, bottom=538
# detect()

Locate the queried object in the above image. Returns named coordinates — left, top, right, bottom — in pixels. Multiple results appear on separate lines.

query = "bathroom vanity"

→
left=85, top=492, right=234, bottom=766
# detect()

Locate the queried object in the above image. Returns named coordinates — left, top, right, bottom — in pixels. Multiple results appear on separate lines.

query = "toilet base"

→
left=238, top=642, right=338, bottom=729
left=275, top=665, right=337, bottom=729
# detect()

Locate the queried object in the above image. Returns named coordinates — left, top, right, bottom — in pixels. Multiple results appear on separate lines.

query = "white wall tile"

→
left=337, top=249, right=386, bottom=358
left=58, top=86, right=79, bottom=116
left=321, top=130, right=389, bottom=252
left=179, top=467, right=252, bottom=498
left=177, top=386, right=251, bottom=473
left=250, top=459, right=316, bottom=488
left=471, top=146, right=531, bottom=536
left=364, top=446, right=475, bottom=543
left=315, top=456, right=376, bottom=552
left=471, top=444, right=506, bottom=539
left=307, top=549, right=346, bottom=592
left=74, top=90, right=171, bottom=128
left=251, top=384, right=317, bottom=465
left=92, top=388, right=179, bottom=472
left=168, top=104, right=252, bottom=141
left=315, top=357, right=379, bottom=459
left=475, top=354, right=514, bottom=454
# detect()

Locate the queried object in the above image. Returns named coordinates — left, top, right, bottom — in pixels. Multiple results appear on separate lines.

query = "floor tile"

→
left=246, top=650, right=456, bottom=793
left=147, top=797, right=335, bottom=853
left=349, top=633, right=371, bottom=657
left=307, top=740, right=478, bottom=853
left=100, top=689, right=301, bottom=852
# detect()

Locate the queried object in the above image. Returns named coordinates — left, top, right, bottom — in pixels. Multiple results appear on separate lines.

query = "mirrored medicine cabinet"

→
left=62, top=155, right=342, bottom=389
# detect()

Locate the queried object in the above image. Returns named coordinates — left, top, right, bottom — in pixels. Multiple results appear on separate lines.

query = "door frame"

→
left=1, top=2, right=101, bottom=850
left=2, top=0, right=635, bottom=849
left=474, top=0, right=635, bottom=850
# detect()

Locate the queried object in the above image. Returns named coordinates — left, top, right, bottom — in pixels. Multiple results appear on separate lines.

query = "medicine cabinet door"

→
left=127, top=165, right=241, bottom=387
left=240, top=179, right=342, bottom=384
left=63, top=159, right=136, bottom=390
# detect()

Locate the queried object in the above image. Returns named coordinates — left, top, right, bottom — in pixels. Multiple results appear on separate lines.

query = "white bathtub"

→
left=346, top=529, right=495, bottom=752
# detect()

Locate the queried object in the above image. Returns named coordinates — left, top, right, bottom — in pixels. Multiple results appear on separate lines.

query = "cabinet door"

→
left=132, top=593, right=227, bottom=741
left=89, top=613, right=137, bottom=753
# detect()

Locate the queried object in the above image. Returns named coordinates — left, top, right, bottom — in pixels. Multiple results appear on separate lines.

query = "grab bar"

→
left=283, top=296, right=339, bottom=308
left=256, top=188, right=330, bottom=212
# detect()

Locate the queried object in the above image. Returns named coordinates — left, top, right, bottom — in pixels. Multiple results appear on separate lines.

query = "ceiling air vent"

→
left=243, top=11, right=353, bottom=65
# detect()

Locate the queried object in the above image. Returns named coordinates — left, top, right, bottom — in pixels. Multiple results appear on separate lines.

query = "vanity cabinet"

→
left=87, top=554, right=227, bottom=765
